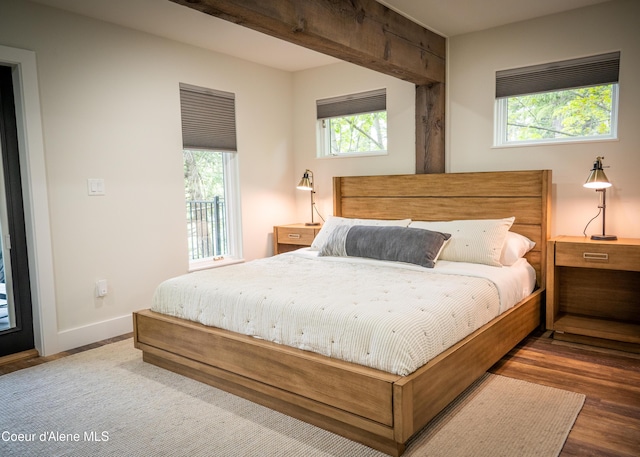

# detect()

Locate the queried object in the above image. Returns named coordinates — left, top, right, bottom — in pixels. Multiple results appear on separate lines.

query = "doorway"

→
left=0, top=64, right=35, bottom=357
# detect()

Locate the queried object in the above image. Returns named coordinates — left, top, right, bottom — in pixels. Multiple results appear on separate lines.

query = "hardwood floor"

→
left=1, top=330, right=638, bottom=456
left=490, top=330, right=640, bottom=457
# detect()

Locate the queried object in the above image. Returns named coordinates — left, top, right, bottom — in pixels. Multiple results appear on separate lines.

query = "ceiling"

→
left=377, top=0, right=611, bottom=36
left=32, top=0, right=611, bottom=72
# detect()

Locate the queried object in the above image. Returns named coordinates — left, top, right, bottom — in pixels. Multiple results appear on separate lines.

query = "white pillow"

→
left=500, top=231, right=536, bottom=266
left=408, top=217, right=515, bottom=267
left=310, top=216, right=411, bottom=251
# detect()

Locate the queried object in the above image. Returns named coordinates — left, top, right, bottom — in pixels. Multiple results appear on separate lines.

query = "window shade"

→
left=316, top=88, right=386, bottom=119
left=179, top=83, right=237, bottom=151
left=496, top=52, right=620, bottom=98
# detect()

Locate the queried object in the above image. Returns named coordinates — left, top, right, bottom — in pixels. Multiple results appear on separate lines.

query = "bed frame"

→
left=134, top=170, right=551, bottom=456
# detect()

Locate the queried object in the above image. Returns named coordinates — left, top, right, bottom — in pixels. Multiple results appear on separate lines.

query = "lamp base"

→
left=591, top=234, right=617, bottom=241
left=305, top=222, right=321, bottom=226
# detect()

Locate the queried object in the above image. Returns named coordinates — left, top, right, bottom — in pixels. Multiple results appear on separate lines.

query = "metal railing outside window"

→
left=186, top=197, right=227, bottom=260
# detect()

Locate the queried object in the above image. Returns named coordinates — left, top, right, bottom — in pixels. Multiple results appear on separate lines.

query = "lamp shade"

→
left=296, top=171, right=313, bottom=191
left=583, top=157, right=612, bottom=189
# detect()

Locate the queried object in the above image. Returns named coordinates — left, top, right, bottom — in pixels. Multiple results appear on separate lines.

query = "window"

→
left=316, top=89, right=387, bottom=157
left=179, top=83, right=242, bottom=266
left=495, top=52, right=620, bottom=146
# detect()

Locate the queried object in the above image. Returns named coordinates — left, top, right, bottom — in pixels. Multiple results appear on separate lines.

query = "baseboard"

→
left=56, top=314, right=133, bottom=354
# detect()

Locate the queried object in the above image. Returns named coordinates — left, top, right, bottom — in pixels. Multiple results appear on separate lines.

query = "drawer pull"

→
left=583, top=252, right=608, bottom=261
left=287, top=233, right=301, bottom=239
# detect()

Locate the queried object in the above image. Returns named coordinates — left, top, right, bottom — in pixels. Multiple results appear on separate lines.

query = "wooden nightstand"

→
left=546, top=236, right=640, bottom=352
left=273, top=223, right=322, bottom=255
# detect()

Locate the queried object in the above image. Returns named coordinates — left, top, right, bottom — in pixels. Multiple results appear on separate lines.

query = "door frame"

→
left=0, top=45, right=57, bottom=356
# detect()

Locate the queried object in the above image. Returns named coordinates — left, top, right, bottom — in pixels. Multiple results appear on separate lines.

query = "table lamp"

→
left=296, top=169, right=321, bottom=226
left=583, top=156, right=617, bottom=241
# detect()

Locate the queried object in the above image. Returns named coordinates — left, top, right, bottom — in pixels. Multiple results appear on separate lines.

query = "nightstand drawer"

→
left=273, top=224, right=322, bottom=255
left=555, top=242, right=640, bottom=272
left=276, top=226, right=316, bottom=245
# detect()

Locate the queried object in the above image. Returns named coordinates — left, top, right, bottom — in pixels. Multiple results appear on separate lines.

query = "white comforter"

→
left=151, top=250, right=535, bottom=376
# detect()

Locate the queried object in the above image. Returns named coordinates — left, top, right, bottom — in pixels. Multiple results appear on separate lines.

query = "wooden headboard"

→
left=333, top=170, right=552, bottom=287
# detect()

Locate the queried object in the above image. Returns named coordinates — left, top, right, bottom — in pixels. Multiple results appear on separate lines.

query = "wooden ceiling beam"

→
left=170, top=0, right=445, bottom=85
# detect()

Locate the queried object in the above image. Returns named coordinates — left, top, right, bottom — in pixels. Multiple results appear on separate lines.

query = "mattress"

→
left=151, top=250, right=536, bottom=376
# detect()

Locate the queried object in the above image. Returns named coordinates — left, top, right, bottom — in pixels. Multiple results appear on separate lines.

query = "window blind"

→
left=496, top=51, right=620, bottom=98
left=179, top=83, right=237, bottom=152
left=316, top=88, right=386, bottom=119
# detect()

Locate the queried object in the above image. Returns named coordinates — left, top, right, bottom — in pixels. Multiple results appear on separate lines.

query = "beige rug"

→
left=0, top=339, right=584, bottom=457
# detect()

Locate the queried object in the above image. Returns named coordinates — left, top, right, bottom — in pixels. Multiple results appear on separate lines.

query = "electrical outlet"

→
left=96, top=279, right=108, bottom=297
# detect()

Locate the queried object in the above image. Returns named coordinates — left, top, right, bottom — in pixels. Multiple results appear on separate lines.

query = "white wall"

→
left=4, top=0, right=636, bottom=354
left=448, top=0, right=640, bottom=238
left=0, top=0, right=296, bottom=353
left=292, top=62, right=416, bottom=221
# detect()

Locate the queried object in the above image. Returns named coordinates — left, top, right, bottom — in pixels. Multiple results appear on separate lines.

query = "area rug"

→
left=0, top=339, right=584, bottom=457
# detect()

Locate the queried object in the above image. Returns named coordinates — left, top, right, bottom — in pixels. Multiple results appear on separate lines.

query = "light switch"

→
left=88, top=178, right=105, bottom=196
left=96, top=279, right=108, bottom=297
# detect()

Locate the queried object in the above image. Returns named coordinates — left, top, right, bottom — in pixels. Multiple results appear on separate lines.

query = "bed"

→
left=134, top=170, right=551, bottom=456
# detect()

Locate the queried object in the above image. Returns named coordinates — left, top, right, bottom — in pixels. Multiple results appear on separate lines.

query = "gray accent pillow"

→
left=319, top=225, right=451, bottom=268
